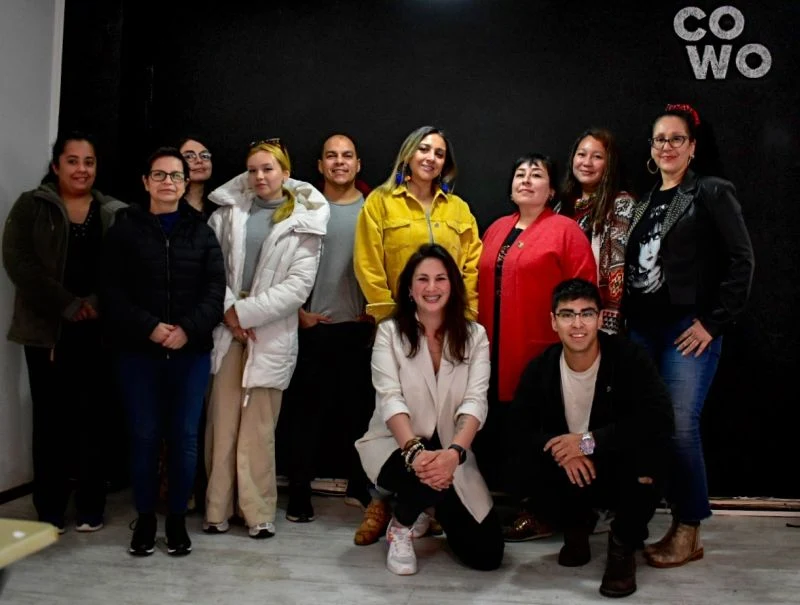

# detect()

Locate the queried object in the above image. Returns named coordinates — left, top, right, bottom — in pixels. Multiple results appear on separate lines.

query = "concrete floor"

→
left=1, top=490, right=798, bottom=604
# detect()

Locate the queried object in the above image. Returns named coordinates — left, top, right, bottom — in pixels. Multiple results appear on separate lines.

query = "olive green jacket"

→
left=3, top=182, right=126, bottom=346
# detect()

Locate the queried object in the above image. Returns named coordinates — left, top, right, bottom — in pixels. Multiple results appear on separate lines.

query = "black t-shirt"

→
left=625, top=187, right=676, bottom=321
left=64, top=200, right=102, bottom=298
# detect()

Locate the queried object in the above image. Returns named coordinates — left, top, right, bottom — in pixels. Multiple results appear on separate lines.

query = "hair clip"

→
left=665, top=104, right=701, bottom=127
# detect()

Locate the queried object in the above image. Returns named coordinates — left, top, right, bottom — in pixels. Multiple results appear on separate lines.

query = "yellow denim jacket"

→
left=354, top=184, right=482, bottom=322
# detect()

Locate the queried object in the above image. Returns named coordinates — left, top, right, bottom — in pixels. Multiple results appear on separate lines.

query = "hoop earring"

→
left=646, top=157, right=659, bottom=175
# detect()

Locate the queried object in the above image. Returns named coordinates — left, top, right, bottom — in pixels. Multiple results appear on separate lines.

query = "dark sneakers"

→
left=165, top=513, right=192, bottom=556
left=286, top=483, right=315, bottom=523
left=600, top=533, right=637, bottom=598
left=129, top=513, right=157, bottom=556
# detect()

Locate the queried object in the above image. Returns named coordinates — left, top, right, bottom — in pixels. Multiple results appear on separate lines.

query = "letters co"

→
left=674, top=6, right=772, bottom=80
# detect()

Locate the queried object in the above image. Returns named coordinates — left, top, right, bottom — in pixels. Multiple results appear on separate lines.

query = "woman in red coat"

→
left=476, top=153, right=596, bottom=536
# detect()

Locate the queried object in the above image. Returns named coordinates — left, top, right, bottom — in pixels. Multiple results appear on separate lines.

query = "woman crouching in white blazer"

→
left=356, top=244, right=504, bottom=575
left=204, top=139, right=329, bottom=539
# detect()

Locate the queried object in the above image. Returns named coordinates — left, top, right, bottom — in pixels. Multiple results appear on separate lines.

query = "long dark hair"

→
left=560, top=128, right=627, bottom=231
left=393, top=244, right=469, bottom=363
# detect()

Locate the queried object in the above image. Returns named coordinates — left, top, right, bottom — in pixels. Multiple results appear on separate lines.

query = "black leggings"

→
left=377, top=448, right=504, bottom=571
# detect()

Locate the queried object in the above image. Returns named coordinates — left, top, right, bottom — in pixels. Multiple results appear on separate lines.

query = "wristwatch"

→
left=579, top=432, right=595, bottom=456
left=448, top=443, right=467, bottom=465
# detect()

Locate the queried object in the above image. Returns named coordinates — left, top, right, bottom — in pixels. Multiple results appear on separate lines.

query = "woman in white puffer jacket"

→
left=204, top=140, right=329, bottom=539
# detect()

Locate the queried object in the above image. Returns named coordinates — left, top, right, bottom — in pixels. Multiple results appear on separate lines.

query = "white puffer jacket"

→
left=208, top=174, right=329, bottom=390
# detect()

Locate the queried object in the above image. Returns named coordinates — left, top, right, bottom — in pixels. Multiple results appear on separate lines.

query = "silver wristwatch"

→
left=579, top=432, right=595, bottom=456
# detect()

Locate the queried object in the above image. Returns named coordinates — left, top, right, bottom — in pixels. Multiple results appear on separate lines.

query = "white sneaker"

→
left=248, top=522, right=276, bottom=539
left=202, top=519, right=230, bottom=534
left=411, top=512, right=431, bottom=539
left=386, top=523, right=417, bottom=575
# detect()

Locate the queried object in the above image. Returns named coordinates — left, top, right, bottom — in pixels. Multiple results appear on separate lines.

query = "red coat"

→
left=478, top=209, right=597, bottom=401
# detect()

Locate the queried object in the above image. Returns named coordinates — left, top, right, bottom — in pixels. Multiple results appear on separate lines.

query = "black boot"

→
left=129, top=513, right=157, bottom=556
left=558, top=526, right=591, bottom=567
left=166, top=513, right=192, bottom=556
left=600, top=533, right=637, bottom=598
left=286, top=482, right=315, bottom=523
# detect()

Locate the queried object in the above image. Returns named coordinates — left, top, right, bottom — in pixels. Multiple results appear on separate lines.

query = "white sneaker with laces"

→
left=411, top=511, right=431, bottom=539
left=202, top=519, right=230, bottom=534
left=386, top=523, right=417, bottom=575
left=248, top=522, right=276, bottom=539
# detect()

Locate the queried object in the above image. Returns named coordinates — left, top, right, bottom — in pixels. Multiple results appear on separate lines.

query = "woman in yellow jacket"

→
left=352, top=125, right=482, bottom=545
left=354, top=126, right=482, bottom=323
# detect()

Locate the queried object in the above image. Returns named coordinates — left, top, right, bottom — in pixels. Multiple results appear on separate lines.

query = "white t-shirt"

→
left=560, top=351, right=601, bottom=433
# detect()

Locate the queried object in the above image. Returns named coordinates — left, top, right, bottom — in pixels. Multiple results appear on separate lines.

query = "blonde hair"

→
left=247, top=141, right=295, bottom=218
left=379, top=126, right=458, bottom=193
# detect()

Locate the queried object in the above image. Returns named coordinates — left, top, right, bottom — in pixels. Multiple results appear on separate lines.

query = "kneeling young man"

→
left=508, top=279, right=673, bottom=598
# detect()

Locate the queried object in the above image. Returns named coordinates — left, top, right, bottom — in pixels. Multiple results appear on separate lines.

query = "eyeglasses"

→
left=649, top=135, right=690, bottom=149
left=554, top=309, right=599, bottom=322
left=149, top=170, right=186, bottom=182
left=249, top=137, right=287, bottom=153
left=182, top=151, right=212, bottom=162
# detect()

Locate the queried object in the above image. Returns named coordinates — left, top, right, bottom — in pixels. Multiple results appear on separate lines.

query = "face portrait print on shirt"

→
left=629, top=202, right=669, bottom=294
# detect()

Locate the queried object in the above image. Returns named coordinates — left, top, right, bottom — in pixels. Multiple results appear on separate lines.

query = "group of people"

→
left=3, top=102, right=754, bottom=598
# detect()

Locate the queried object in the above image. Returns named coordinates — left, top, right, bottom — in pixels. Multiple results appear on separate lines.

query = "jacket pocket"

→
left=382, top=218, right=412, bottom=252
left=439, top=219, right=474, bottom=259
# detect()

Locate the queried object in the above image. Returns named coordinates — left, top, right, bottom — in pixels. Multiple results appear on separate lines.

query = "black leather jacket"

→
left=628, top=170, right=755, bottom=337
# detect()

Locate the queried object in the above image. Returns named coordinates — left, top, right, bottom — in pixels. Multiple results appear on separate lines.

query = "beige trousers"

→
left=205, top=341, right=283, bottom=527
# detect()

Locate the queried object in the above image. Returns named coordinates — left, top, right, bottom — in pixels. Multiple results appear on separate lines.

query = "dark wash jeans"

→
left=629, top=314, right=721, bottom=523
left=116, top=350, right=210, bottom=515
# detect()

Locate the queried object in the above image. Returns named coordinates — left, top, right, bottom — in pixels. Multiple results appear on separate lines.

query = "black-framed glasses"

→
left=649, top=135, right=689, bottom=149
left=249, top=137, right=287, bottom=153
left=182, top=151, right=212, bottom=162
left=149, top=170, right=186, bottom=182
left=554, top=309, right=600, bottom=322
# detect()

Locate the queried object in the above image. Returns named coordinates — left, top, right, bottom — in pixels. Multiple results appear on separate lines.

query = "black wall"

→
left=60, top=0, right=800, bottom=497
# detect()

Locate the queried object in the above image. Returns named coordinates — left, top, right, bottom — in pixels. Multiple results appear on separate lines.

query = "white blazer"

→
left=355, top=319, right=493, bottom=523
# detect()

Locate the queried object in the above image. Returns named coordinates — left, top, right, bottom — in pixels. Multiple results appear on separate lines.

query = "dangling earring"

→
left=408, top=291, right=414, bottom=301
left=689, top=155, right=695, bottom=163
left=647, top=157, right=659, bottom=175
left=440, top=178, right=450, bottom=194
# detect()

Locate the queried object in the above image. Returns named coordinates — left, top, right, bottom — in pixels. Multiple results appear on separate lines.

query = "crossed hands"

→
left=411, top=448, right=459, bottom=492
left=544, top=433, right=596, bottom=488
left=149, top=322, right=188, bottom=350
left=70, top=300, right=98, bottom=322
left=225, top=305, right=256, bottom=344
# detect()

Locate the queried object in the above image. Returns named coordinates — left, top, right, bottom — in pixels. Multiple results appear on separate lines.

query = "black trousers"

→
left=528, top=450, right=665, bottom=547
left=377, top=447, right=504, bottom=571
left=283, top=321, right=374, bottom=496
left=25, top=322, right=106, bottom=521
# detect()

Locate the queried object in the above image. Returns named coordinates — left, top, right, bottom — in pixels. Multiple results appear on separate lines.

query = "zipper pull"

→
left=243, top=389, right=251, bottom=408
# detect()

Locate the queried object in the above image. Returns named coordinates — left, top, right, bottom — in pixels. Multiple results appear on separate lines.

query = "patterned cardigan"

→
left=572, top=192, right=635, bottom=334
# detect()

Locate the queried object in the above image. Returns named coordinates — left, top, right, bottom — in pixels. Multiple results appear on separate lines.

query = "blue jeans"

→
left=116, top=351, right=211, bottom=515
left=629, top=315, right=721, bottom=523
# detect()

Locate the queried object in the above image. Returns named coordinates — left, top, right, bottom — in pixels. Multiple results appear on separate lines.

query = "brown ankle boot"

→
left=644, top=517, right=678, bottom=556
left=645, top=523, right=704, bottom=568
left=600, top=534, right=637, bottom=598
left=354, top=499, right=391, bottom=546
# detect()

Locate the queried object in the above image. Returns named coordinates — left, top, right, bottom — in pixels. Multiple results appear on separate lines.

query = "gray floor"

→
left=1, top=490, right=798, bottom=605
